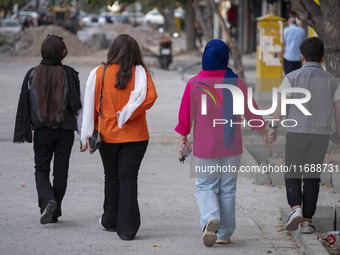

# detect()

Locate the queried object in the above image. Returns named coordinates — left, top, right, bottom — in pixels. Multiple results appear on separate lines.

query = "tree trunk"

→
left=164, top=0, right=176, bottom=34
left=208, top=0, right=244, bottom=77
left=290, top=0, right=340, bottom=77
left=205, top=0, right=214, bottom=41
left=318, top=0, right=340, bottom=77
left=186, top=0, right=197, bottom=51
left=193, top=0, right=213, bottom=44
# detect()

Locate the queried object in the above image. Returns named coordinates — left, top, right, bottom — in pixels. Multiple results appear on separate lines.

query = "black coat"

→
left=13, top=66, right=82, bottom=143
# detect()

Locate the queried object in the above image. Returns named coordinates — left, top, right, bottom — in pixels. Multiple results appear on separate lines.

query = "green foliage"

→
left=51, top=0, right=73, bottom=7
left=117, top=0, right=135, bottom=4
left=0, top=0, right=27, bottom=12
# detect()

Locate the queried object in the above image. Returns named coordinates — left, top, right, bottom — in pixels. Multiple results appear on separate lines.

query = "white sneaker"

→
left=300, top=221, right=316, bottom=234
left=285, top=208, right=304, bottom=231
left=98, top=218, right=105, bottom=230
left=98, top=218, right=116, bottom=232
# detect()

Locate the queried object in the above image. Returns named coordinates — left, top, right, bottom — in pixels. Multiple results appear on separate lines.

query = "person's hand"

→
left=85, top=138, right=94, bottom=154
left=179, top=135, right=192, bottom=157
left=268, top=128, right=278, bottom=145
left=116, top=111, right=121, bottom=120
left=330, top=132, right=340, bottom=144
left=258, top=129, right=269, bottom=147
left=80, top=141, right=88, bottom=152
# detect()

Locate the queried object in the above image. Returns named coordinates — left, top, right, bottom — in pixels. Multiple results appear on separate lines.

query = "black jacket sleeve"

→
left=64, top=65, right=82, bottom=115
left=13, top=68, right=34, bottom=143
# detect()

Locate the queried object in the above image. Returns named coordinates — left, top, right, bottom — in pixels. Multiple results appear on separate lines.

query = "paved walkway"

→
left=0, top=59, right=329, bottom=255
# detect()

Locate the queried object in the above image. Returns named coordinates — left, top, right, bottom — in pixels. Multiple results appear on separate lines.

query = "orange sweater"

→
left=94, top=64, right=157, bottom=143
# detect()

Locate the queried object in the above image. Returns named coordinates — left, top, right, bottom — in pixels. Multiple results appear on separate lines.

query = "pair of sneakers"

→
left=285, top=208, right=315, bottom=234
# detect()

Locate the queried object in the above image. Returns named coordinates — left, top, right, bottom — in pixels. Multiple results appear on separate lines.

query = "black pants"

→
left=283, top=58, right=302, bottom=75
left=34, top=128, right=74, bottom=218
left=99, top=140, right=148, bottom=240
left=285, top=133, right=329, bottom=219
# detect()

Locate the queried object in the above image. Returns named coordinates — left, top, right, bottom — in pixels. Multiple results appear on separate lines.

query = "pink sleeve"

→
left=238, top=78, right=266, bottom=130
left=175, top=81, right=195, bottom=135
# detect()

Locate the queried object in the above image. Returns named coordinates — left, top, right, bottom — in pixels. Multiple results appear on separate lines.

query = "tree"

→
left=290, top=0, right=340, bottom=77
left=185, top=0, right=197, bottom=51
left=192, top=0, right=213, bottom=43
left=0, top=0, right=26, bottom=16
left=208, top=0, right=244, bottom=77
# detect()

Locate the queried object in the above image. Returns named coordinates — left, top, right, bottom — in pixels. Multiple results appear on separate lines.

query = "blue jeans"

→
left=195, top=155, right=241, bottom=240
left=283, top=58, right=302, bottom=75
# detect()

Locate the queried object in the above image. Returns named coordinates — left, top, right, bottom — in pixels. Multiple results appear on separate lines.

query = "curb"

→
left=280, top=207, right=329, bottom=255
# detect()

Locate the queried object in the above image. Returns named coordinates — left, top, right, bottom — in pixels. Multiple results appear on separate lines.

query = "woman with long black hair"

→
left=81, top=34, right=157, bottom=240
left=14, top=34, right=84, bottom=224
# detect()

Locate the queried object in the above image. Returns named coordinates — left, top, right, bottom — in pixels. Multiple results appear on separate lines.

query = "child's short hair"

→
left=299, top=37, right=324, bottom=62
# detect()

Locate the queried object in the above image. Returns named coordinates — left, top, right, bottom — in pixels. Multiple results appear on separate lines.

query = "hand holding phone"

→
left=179, top=144, right=191, bottom=157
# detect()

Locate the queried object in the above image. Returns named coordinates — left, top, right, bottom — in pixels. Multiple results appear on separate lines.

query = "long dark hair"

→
left=33, top=35, right=68, bottom=126
left=106, top=34, right=149, bottom=89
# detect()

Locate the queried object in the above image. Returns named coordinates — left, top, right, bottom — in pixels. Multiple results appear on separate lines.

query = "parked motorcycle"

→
left=159, top=37, right=172, bottom=69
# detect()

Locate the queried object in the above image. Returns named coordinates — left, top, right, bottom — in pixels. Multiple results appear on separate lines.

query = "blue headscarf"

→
left=202, top=39, right=238, bottom=149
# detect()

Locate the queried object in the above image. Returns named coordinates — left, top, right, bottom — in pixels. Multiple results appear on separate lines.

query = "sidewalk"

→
left=172, top=52, right=338, bottom=255
left=0, top=60, right=335, bottom=255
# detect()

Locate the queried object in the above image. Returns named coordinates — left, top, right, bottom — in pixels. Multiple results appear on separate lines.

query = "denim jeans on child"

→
left=195, top=155, right=241, bottom=240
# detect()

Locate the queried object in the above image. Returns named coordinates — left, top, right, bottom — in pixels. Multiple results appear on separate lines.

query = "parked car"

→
left=0, top=19, right=21, bottom=34
left=82, top=13, right=100, bottom=27
left=122, top=11, right=144, bottom=26
left=98, top=12, right=115, bottom=24
left=143, top=10, right=164, bottom=27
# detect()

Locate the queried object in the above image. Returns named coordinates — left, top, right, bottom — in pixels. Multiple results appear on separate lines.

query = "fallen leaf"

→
left=263, top=235, right=269, bottom=239
left=152, top=244, right=161, bottom=247
left=322, top=184, right=334, bottom=188
left=21, top=184, right=26, bottom=188
left=276, top=225, right=284, bottom=232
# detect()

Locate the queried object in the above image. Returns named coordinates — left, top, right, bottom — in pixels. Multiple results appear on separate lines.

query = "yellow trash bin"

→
left=175, top=17, right=182, bottom=35
left=256, top=14, right=285, bottom=92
